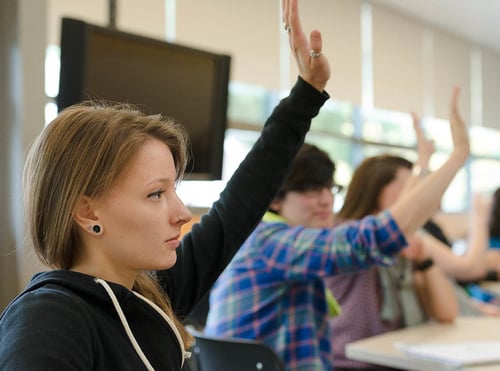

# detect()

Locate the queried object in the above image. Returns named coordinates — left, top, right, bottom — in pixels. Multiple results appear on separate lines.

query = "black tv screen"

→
left=57, top=17, right=231, bottom=180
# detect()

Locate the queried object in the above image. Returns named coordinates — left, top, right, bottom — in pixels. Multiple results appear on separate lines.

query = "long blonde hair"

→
left=24, top=102, right=193, bottom=347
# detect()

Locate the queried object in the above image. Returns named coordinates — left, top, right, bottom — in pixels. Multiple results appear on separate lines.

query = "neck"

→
left=70, top=264, right=136, bottom=289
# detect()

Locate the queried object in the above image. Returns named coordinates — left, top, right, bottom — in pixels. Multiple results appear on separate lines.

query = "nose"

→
left=173, top=195, right=192, bottom=225
left=318, top=187, right=334, bottom=204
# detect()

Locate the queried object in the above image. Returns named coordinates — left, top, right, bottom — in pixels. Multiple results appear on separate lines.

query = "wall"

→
left=0, top=0, right=47, bottom=310
left=0, top=0, right=19, bottom=312
left=47, top=0, right=500, bottom=126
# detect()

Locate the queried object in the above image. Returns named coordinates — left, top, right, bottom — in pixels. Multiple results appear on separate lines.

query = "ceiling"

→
left=371, top=0, right=500, bottom=54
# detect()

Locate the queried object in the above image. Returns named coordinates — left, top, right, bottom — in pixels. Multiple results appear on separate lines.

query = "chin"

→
left=152, top=254, right=178, bottom=270
left=312, top=217, right=333, bottom=228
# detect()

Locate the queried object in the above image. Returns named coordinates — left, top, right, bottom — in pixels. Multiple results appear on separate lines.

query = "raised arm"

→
left=413, top=113, right=435, bottom=170
left=413, top=260, right=458, bottom=322
left=402, top=235, right=458, bottom=322
left=403, top=112, right=435, bottom=192
left=390, top=86, right=470, bottom=237
left=422, top=193, right=490, bottom=281
left=166, top=0, right=331, bottom=314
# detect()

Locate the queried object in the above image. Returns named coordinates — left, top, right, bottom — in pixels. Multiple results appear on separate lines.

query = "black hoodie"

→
left=0, top=270, right=187, bottom=370
left=0, top=78, right=328, bottom=370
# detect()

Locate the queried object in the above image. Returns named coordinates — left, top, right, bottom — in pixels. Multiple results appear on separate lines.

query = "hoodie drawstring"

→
left=132, top=290, right=191, bottom=363
left=94, top=278, right=190, bottom=370
left=94, top=278, right=155, bottom=370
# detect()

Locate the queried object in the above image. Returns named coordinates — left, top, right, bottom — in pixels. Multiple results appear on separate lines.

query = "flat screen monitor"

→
left=57, top=17, right=231, bottom=180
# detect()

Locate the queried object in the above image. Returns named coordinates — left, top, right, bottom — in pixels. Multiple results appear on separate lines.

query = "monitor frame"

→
left=57, top=17, right=231, bottom=180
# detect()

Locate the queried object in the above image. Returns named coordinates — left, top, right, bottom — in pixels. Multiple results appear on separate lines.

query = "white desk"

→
left=346, top=316, right=500, bottom=371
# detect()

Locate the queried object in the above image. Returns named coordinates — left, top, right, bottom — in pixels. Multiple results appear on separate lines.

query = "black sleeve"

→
left=423, top=219, right=452, bottom=247
left=156, top=77, right=329, bottom=316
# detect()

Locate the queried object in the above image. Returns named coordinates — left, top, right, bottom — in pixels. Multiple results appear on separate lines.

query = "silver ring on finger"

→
left=310, top=50, right=322, bottom=59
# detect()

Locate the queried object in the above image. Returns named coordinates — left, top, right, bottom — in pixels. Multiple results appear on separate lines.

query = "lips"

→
left=165, top=235, right=181, bottom=248
left=315, top=211, right=332, bottom=219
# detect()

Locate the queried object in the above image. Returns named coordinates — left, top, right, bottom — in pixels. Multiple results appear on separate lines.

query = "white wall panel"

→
left=372, top=6, right=424, bottom=113
left=432, top=31, right=471, bottom=124
left=176, top=0, right=280, bottom=89
left=49, top=0, right=167, bottom=45
left=48, top=0, right=107, bottom=45
left=482, top=50, right=500, bottom=130
left=293, top=0, right=362, bottom=104
left=117, top=0, right=166, bottom=40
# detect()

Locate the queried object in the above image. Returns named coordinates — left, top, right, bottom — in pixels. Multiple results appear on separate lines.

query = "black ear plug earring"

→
left=91, top=225, right=101, bottom=234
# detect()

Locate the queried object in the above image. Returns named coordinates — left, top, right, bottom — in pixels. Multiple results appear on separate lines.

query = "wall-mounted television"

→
left=57, top=17, right=231, bottom=180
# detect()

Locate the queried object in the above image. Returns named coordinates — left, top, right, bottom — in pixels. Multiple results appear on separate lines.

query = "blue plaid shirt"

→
left=204, top=210, right=407, bottom=371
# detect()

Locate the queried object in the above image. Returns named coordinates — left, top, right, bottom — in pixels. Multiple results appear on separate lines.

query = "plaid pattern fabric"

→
left=204, top=210, right=407, bottom=371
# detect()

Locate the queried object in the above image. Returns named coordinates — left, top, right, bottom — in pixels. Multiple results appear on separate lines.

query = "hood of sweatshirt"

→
left=16, top=270, right=189, bottom=369
left=25, top=270, right=127, bottom=301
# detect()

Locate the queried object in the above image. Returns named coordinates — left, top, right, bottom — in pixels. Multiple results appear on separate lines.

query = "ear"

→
left=73, top=196, right=99, bottom=233
left=270, top=198, right=282, bottom=213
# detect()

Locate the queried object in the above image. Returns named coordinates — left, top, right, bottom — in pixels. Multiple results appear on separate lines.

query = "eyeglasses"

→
left=299, top=184, right=344, bottom=198
left=332, top=184, right=344, bottom=194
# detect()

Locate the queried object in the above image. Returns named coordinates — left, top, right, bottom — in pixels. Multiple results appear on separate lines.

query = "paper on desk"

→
left=394, top=341, right=500, bottom=368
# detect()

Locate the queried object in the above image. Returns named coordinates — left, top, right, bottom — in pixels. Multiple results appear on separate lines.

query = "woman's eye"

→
left=148, top=190, right=165, bottom=200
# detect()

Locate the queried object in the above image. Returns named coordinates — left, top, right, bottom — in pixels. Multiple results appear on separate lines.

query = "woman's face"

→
left=377, top=167, right=412, bottom=210
left=91, top=138, right=192, bottom=278
left=272, top=187, right=335, bottom=228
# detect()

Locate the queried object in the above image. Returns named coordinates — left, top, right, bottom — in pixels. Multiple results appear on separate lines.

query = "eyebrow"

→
left=145, top=177, right=173, bottom=186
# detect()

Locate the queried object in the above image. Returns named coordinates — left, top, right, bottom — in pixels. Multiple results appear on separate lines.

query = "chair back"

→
left=189, top=331, right=285, bottom=371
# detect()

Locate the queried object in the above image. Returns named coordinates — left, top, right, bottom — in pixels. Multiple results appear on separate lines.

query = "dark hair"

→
left=337, top=154, right=412, bottom=220
left=274, top=143, right=336, bottom=200
left=489, top=187, right=500, bottom=238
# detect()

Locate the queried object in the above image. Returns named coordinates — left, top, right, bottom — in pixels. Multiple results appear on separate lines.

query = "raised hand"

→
left=282, top=0, right=330, bottom=92
left=448, top=86, right=470, bottom=163
left=412, top=112, right=435, bottom=170
left=389, top=87, right=471, bottom=238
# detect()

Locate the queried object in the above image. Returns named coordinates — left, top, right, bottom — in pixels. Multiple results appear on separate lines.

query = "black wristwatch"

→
left=485, top=269, right=499, bottom=281
left=414, top=258, right=434, bottom=272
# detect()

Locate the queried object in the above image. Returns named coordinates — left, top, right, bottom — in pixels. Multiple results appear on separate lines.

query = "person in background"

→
left=408, top=113, right=500, bottom=316
left=411, top=109, right=491, bottom=285
left=325, top=152, right=459, bottom=371
left=204, top=83, right=469, bottom=370
left=473, top=186, right=500, bottom=310
left=325, top=91, right=467, bottom=370
left=447, top=186, right=500, bottom=314
left=0, top=0, right=332, bottom=369
left=419, top=194, right=500, bottom=316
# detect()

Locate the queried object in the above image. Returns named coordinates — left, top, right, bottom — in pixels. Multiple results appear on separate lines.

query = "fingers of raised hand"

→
left=448, top=86, right=470, bottom=153
left=451, top=86, right=461, bottom=104
left=282, top=0, right=302, bottom=36
left=450, top=86, right=462, bottom=118
left=282, top=0, right=290, bottom=24
left=309, top=30, right=323, bottom=60
left=282, top=0, right=291, bottom=33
